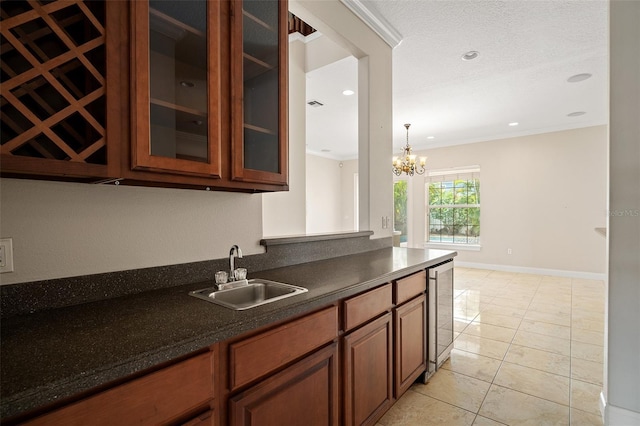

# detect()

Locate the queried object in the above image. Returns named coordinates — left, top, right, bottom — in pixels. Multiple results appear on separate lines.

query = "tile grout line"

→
left=451, top=273, right=604, bottom=425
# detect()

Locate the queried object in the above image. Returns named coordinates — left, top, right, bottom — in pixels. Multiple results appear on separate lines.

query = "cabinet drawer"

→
left=229, top=305, right=338, bottom=391
left=25, top=352, right=213, bottom=425
left=343, top=283, right=392, bottom=332
left=394, top=270, right=426, bottom=305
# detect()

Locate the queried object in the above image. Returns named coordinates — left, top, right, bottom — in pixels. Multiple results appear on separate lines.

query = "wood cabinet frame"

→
left=2, top=0, right=289, bottom=193
left=130, top=0, right=222, bottom=178
left=229, top=0, right=288, bottom=186
left=342, top=313, right=394, bottom=426
left=394, top=294, right=427, bottom=397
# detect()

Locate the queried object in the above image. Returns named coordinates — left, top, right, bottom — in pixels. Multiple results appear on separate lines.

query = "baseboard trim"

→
left=455, top=261, right=606, bottom=281
left=601, top=392, right=640, bottom=425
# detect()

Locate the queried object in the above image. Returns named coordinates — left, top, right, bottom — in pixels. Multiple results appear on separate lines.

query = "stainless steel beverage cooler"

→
left=422, top=259, right=454, bottom=382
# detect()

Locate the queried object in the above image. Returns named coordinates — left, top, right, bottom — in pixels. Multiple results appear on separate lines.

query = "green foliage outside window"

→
left=394, top=181, right=408, bottom=238
left=427, top=178, right=480, bottom=244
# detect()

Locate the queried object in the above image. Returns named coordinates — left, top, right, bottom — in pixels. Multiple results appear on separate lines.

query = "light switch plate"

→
left=0, top=238, right=14, bottom=273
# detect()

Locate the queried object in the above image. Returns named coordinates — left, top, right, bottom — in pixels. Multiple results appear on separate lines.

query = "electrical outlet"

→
left=0, top=238, right=14, bottom=273
left=507, top=248, right=512, bottom=255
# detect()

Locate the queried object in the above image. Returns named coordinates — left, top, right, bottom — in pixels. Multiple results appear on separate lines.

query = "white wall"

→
left=0, top=179, right=263, bottom=285
left=340, top=159, right=359, bottom=231
left=405, top=126, right=607, bottom=276
left=305, top=154, right=343, bottom=233
left=290, top=0, right=393, bottom=240
left=605, top=0, right=640, bottom=422
left=305, top=32, right=350, bottom=72
left=262, top=37, right=307, bottom=237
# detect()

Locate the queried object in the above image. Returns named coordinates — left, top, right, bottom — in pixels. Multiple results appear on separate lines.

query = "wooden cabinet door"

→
left=23, top=352, right=214, bottom=426
left=342, top=313, right=393, bottom=426
left=229, top=343, right=339, bottom=426
left=130, top=0, right=221, bottom=178
left=394, top=294, right=427, bottom=397
left=230, top=0, right=288, bottom=187
left=0, top=0, right=119, bottom=180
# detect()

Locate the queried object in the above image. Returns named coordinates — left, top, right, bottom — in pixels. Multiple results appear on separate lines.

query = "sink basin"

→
left=189, top=279, right=308, bottom=310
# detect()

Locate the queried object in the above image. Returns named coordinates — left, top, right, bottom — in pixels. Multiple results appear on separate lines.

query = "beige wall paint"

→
left=406, top=126, right=607, bottom=275
left=340, top=159, right=359, bottom=231
left=290, top=0, right=393, bottom=239
left=305, top=154, right=343, bottom=233
left=305, top=32, right=350, bottom=72
left=303, top=155, right=358, bottom=234
left=606, top=0, right=640, bottom=420
left=262, top=38, right=307, bottom=237
left=0, top=179, right=263, bottom=285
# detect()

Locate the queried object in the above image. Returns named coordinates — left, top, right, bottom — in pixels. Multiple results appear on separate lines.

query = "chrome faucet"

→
left=229, top=245, right=243, bottom=279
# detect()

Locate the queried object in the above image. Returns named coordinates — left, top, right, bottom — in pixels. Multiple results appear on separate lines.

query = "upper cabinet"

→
left=0, top=0, right=117, bottom=180
left=131, top=0, right=221, bottom=178
left=230, top=0, right=288, bottom=186
left=1, top=0, right=289, bottom=192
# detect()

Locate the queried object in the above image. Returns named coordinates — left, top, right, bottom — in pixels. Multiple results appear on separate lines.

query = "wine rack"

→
left=1, top=0, right=107, bottom=165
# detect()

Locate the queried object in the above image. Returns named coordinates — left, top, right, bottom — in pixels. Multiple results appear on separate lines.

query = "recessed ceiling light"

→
left=508, top=122, right=519, bottom=127
left=342, top=89, right=355, bottom=96
left=567, top=73, right=592, bottom=83
left=462, top=51, right=479, bottom=61
left=567, top=111, right=586, bottom=117
left=427, top=136, right=435, bottom=140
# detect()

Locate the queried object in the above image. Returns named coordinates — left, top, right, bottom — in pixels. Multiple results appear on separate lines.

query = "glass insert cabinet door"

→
left=231, top=0, right=288, bottom=186
left=131, top=0, right=221, bottom=177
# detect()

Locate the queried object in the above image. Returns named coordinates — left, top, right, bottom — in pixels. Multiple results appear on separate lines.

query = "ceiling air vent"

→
left=307, top=100, right=324, bottom=107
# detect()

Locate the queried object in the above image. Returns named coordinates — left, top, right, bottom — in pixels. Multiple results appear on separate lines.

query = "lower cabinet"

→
left=394, top=294, right=427, bottom=397
left=229, top=343, right=339, bottom=426
left=9, top=270, right=436, bottom=425
left=23, top=351, right=214, bottom=426
left=342, top=313, right=394, bottom=426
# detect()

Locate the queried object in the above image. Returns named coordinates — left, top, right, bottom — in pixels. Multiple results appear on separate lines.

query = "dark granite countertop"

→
left=0, top=247, right=455, bottom=419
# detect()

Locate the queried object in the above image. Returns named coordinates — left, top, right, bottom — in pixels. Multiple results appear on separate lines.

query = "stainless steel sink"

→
left=189, top=279, right=308, bottom=310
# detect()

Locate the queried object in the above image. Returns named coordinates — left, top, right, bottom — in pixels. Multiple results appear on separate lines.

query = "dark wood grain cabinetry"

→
left=393, top=271, right=427, bottom=398
left=394, top=294, right=427, bottom=397
left=343, top=313, right=394, bottom=426
left=230, top=0, right=288, bottom=186
left=1, top=0, right=288, bottom=192
left=223, top=305, right=339, bottom=426
left=229, top=343, right=339, bottom=426
left=342, top=283, right=393, bottom=426
left=130, top=0, right=222, bottom=178
left=0, top=0, right=120, bottom=180
left=21, top=351, right=215, bottom=426
left=6, top=270, right=436, bottom=425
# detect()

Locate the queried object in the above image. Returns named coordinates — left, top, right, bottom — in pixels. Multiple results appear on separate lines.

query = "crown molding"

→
left=340, top=0, right=403, bottom=48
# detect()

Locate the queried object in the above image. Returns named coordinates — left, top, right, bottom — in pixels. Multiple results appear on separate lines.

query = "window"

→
left=394, top=180, right=408, bottom=246
left=426, top=167, right=480, bottom=246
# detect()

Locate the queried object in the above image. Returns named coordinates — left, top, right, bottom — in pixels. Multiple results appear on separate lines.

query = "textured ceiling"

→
left=304, top=0, right=608, bottom=160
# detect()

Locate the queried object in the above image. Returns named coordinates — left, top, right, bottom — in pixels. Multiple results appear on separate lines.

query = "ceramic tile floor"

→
left=378, top=267, right=605, bottom=426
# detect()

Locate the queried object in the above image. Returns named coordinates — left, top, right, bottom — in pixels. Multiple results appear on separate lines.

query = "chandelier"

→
left=392, top=123, right=426, bottom=176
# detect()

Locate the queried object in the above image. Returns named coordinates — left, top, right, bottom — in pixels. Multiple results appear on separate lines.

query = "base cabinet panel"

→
left=229, top=343, right=339, bottom=426
left=394, top=294, right=427, bottom=397
left=342, top=313, right=393, bottom=426
left=22, top=351, right=214, bottom=426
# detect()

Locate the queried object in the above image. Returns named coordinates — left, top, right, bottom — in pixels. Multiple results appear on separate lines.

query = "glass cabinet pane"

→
left=148, top=0, right=208, bottom=162
left=242, top=0, right=280, bottom=174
